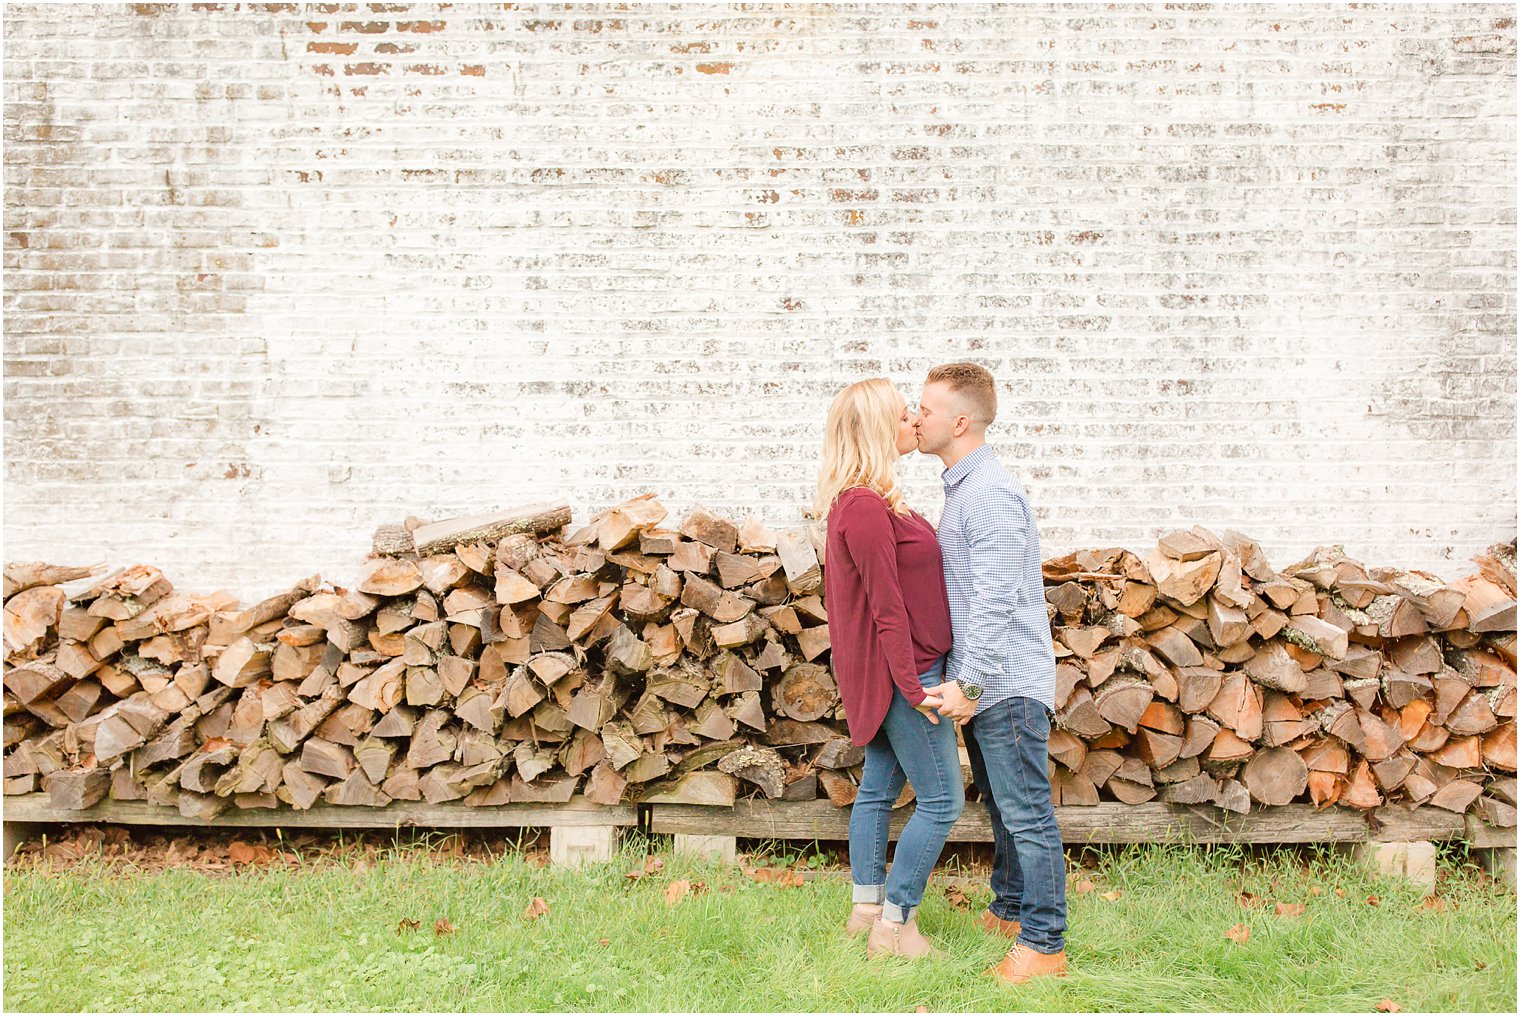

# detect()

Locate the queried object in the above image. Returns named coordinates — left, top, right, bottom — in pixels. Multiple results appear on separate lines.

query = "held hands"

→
left=922, top=681, right=977, bottom=724
left=914, top=694, right=945, bottom=725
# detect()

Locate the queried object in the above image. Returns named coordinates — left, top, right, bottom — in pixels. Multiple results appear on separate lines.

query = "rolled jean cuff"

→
left=852, top=883, right=885, bottom=905
left=883, top=901, right=916, bottom=925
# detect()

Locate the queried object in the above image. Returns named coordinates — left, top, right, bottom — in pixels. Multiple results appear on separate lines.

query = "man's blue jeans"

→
left=963, top=694, right=1068, bottom=954
left=848, top=657, right=965, bottom=925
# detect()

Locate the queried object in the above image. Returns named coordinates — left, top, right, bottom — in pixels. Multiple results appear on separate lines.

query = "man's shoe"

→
left=845, top=903, right=882, bottom=937
left=985, top=942, right=1069, bottom=983
left=866, top=916, right=942, bottom=959
left=977, top=909, right=1022, bottom=939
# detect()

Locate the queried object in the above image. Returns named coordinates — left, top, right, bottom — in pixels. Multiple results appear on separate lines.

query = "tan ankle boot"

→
left=985, top=942, right=1069, bottom=983
left=866, top=916, right=942, bottom=959
left=845, top=903, right=882, bottom=937
left=977, top=909, right=1022, bottom=939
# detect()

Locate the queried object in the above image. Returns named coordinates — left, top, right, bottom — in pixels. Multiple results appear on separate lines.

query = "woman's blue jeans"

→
left=848, top=656, right=965, bottom=925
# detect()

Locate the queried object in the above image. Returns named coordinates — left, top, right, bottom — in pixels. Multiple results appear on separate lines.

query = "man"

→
left=914, top=361, right=1069, bottom=984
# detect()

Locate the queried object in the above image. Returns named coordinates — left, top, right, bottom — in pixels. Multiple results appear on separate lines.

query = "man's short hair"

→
left=927, top=361, right=997, bottom=425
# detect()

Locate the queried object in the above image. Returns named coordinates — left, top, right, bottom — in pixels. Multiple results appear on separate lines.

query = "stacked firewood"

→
left=2, top=496, right=1515, bottom=828
left=1040, top=531, right=1514, bottom=824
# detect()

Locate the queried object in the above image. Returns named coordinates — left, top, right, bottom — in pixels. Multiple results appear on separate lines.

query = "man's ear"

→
left=952, top=415, right=971, bottom=438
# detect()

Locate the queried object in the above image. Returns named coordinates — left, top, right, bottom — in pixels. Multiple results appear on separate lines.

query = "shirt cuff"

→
left=956, top=663, right=999, bottom=691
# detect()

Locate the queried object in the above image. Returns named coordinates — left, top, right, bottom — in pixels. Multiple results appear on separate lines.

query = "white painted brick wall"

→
left=4, top=2, right=1515, bottom=601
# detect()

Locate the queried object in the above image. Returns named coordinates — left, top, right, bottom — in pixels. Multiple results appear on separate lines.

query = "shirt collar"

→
left=941, top=443, right=996, bottom=488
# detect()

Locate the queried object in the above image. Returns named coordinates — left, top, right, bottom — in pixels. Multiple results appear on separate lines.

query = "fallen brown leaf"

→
left=944, top=885, right=971, bottom=911
left=1274, top=902, right=1306, bottom=917
left=523, top=897, right=550, bottom=921
left=396, top=917, right=420, bottom=935
left=665, top=879, right=691, bottom=907
left=744, top=867, right=804, bottom=888
left=598, top=938, right=610, bottom=947
left=1375, top=999, right=1402, bottom=1012
left=1334, top=887, right=1347, bottom=898
left=1308, top=885, right=1324, bottom=896
left=1099, top=890, right=1123, bottom=901
left=1365, top=894, right=1381, bottom=907
left=1225, top=923, right=1250, bottom=946
left=1072, top=878, right=1096, bottom=895
left=644, top=856, right=664, bottom=874
left=1418, top=894, right=1453, bottom=912
left=1237, top=891, right=1261, bottom=908
left=434, top=917, right=455, bottom=935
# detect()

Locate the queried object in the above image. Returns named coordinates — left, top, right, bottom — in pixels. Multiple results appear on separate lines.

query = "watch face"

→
left=959, top=681, right=981, bottom=700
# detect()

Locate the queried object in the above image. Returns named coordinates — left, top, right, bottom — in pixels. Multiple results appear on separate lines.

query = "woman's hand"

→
left=915, top=694, right=945, bottom=724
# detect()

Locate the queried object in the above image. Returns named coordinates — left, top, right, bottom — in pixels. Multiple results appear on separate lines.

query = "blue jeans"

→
left=848, top=657, right=965, bottom=925
left=963, top=694, right=1068, bottom=954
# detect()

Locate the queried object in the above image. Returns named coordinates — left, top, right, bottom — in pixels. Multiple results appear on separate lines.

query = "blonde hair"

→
left=814, top=377, right=910, bottom=520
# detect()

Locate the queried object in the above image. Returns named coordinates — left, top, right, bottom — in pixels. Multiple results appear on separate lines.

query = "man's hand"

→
left=914, top=694, right=945, bottom=724
left=923, top=681, right=976, bottom=724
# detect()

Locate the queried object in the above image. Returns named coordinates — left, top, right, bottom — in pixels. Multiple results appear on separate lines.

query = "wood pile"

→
left=1041, top=530, right=1515, bottom=824
left=3, top=498, right=1515, bottom=830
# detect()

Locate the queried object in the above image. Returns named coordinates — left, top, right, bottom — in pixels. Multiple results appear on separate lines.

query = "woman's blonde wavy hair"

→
left=814, top=377, right=910, bottom=521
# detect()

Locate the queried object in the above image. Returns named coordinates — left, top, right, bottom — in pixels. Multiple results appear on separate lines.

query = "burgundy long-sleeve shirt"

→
left=824, top=487, right=954, bottom=746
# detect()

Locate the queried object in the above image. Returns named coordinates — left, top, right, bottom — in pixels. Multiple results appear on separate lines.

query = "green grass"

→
left=4, top=836, right=1514, bottom=1012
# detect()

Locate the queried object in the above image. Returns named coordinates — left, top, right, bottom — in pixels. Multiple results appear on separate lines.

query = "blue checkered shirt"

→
left=936, top=444, right=1057, bottom=714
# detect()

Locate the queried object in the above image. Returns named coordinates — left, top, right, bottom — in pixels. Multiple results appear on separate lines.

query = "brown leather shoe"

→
left=977, top=909, right=1022, bottom=939
left=845, top=903, right=882, bottom=937
left=985, top=942, right=1069, bottom=984
left=866, top=916, right=942, bottom=959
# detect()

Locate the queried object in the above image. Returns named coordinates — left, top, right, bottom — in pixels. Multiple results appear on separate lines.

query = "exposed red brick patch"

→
left=671, top=41, right=713, bottom=53
left=312, top=63, right=335, bottom=76
left=1310, top=102, right=1346, bottom=111
left=461, top=64, right=485, bottom=76
left=251, top=3, right=299, bottom=11
left=345, top=62, right=390, bottom=75
left=523, top=19, right=561, bottom=31
left=306, top=21, right=329, bottom=31
left=191, top=4, right=227, bottom=11
left=397, top=20, right=445, bottom=32
left=405, top=63, right=447, bottom=75
left=844, top=210, right=865, bottom=225
left=1069, top=230, right=1103, bottom=244
left=308, top=41, right=359, bottom=54
left=696, top=62, right=733, bottom=74
left=132, top=2, right=168, bottom=12
left=375, top=42, right=417, bottom=53
left=1496, top=17, right=1514, bottom=29
left=781, top=297, right=803, bottom=311
left=340, top=21, right=390, bottom=32
left=831, top=188, right=878, bottom=202
left=907, top=19, right=936, bottom=29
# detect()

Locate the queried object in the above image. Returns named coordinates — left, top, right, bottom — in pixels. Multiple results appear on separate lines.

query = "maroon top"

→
left=824, top=487, right=954, bottom=746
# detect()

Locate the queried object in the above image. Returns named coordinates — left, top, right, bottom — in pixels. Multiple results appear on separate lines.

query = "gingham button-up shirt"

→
left=936, top=444, right=1057, bottom=714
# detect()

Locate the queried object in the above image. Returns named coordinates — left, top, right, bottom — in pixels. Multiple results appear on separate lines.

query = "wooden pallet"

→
left=648, top=799, right=1517, bottom=887
left=5, top=794, right=1513, bottom=886
left=2, top=793, right=636, bottom=868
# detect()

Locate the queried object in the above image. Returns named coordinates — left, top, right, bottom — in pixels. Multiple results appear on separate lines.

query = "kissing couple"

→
left=818, top=362, right=1069, bottom=984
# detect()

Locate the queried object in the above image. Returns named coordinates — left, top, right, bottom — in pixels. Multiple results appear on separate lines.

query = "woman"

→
left=817, top=377, right=963, bottom=960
